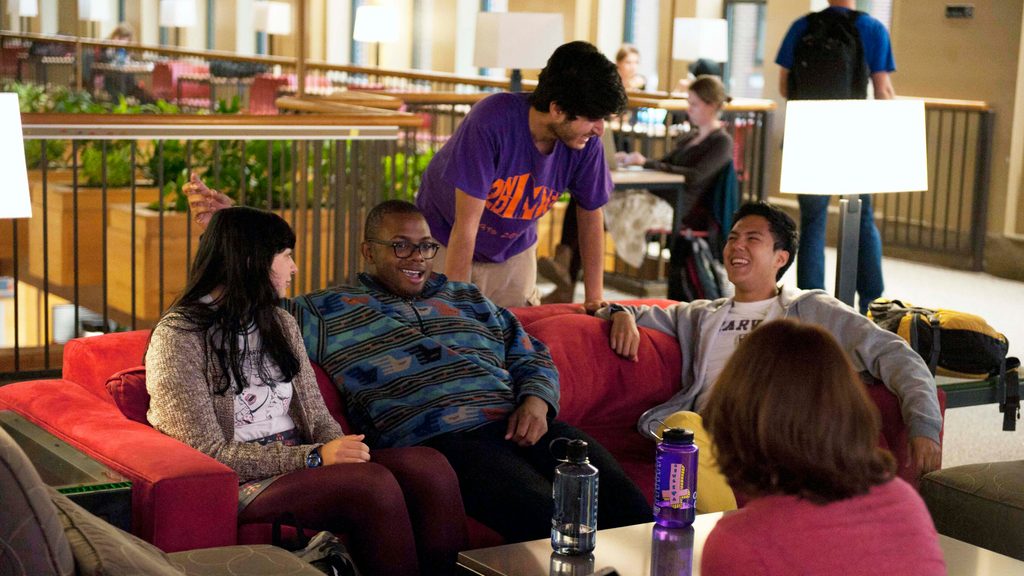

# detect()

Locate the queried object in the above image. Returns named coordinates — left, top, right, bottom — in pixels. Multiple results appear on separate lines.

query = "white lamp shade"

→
left=474, top=12, right=565, bottom=70
left=78, top=0, right=111, bottom=22
left=780, top=100, right=928, bottom=195
left=159, top=0, right=197, bottom=28
left=254, top=1, right=292, bottom=35
left=672, top=18, right=729, bottom=62
left=0, top=94, right=33, bottom=219
left=8, top=0, right=38, bottom=17
left=353, top=4, right=400, bottom=43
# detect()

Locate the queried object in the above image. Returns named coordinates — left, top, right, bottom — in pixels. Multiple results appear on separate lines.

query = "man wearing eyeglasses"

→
left=182, top=190, right=651, bottom=544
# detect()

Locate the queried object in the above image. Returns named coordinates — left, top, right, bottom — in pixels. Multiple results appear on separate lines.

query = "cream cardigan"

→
left=145, top=308, right=343, bottom=483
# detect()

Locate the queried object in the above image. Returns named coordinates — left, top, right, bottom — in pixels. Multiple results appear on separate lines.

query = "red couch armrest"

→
left=863, top=376, right=947, bottom=488
left=62, top=330, right=151, bottom=402
left=0, top=380, right=238, bottom=552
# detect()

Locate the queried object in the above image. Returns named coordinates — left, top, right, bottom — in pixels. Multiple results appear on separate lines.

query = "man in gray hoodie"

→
left=598, top=201, right=942, bottom=475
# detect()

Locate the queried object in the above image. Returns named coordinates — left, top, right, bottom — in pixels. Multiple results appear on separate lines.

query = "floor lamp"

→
left=353, top=4, right=398, bottom=68
left=0, top=93, right=34, bottom=326
left=473, top=12, right=564, bottom=93
left=78, top=0, right=110, bottom=42
left=672, top=17, right=728, bottom=92
left=159, top=0, right=197, bottom=47
left=254, top=1, right=292, bottom=56
left=780, top=99, right=928, bottom=308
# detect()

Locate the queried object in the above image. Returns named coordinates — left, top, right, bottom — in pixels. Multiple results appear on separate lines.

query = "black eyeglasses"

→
left=366, top=239, right=441, bottom=259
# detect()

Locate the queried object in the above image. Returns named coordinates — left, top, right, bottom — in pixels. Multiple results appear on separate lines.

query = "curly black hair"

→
left=732, top=202, right=800, bottom=280
left=528, top=41, right=627, bottom=120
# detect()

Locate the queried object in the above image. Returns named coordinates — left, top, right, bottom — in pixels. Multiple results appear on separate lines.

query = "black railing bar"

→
left=239, top=140, right=248, bottom=206
left=957, top=113, right=974, bottom=250
left=101, top=141, right=109, bottom=332
left=22, top=125, right=402, bottom=141
left=12, top=218, right=19, bottom=372
left=158, top=141, right=165, bottom=317
left=266, top=140, right=274, bottom=212
left=41, top=140, right=51, bottom=368
left=332, top=139, right=344, bottom=286
left=943, top=111, right=959, bottom=252
left=185, top=140, right=195, bottom=274
left=73, top=137, right=80, bottom=339
left=928, top=109, right=945, bottom=248
left=130, top=142, right=137, bottom=330
left=970, top=111, right=995, bottom=271
left=0, top=369, right=62, bottom=383
left=311, top=139, right=323, bottom=290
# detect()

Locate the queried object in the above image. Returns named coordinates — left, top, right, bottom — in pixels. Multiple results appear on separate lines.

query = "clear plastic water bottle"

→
left=551, top=439, right=599, bottom=555
left=654, top=428, right=698, bottom=527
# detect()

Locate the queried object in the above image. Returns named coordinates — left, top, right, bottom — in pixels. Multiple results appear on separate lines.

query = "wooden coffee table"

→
left=457, top=512, right=1024, bottom=575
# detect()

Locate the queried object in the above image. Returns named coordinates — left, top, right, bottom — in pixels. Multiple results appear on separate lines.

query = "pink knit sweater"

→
left=701, top=478, right=946, bottom=575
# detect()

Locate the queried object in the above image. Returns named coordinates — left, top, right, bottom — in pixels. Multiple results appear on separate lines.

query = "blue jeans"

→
left=796, top=194, right=884, bottom=314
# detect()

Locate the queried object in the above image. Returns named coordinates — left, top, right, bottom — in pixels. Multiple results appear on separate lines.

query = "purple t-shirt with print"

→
left=417, top=92, right=612, bottom=263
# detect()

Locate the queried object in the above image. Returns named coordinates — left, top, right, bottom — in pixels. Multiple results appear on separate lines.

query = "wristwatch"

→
left=306, top=447, right=323, bottom=468
left=608, top=303, right=630, bottom=317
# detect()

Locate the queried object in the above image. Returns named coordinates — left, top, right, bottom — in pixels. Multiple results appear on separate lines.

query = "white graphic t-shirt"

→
left=225, top=326, right=296, bottom=442
left=697, top=297, right=784, bottom=411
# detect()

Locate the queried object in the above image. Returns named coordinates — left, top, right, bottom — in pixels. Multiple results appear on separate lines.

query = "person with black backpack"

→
left=775, top=0, right=895, bottom=314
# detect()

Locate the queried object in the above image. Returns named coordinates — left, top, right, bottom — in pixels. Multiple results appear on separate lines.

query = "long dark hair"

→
left=163, top=206, right=300, bottom=395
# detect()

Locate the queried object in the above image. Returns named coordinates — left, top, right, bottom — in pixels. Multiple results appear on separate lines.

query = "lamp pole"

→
left=835, top=195, right=862, bottom=308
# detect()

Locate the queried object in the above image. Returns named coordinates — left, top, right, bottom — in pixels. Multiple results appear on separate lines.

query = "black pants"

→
left=558, top=198, right=583, bottom=282
left=424, top=420, right=651, bottom=543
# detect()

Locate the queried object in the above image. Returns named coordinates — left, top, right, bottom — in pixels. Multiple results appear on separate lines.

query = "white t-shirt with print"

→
left=696, top=297, right=785, bottom=411
left=226, top=326, right=297, bottom=442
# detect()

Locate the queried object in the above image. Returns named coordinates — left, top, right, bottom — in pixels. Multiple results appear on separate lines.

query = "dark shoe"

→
left=537, top=245, right=574, bottom=291
left=541, top=286, right=574, bottom=304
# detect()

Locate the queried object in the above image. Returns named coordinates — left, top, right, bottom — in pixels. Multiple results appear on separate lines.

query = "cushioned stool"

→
left=919, top=460, right=1024, bottom=561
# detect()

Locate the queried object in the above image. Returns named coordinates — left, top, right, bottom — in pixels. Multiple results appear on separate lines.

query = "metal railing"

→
left=1, top=112, right=418, bottom=380
left=875, top=98, right=993, bottom=271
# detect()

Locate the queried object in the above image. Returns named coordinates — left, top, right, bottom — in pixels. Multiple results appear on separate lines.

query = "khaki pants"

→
left=434, top=243, right=540, bottom=308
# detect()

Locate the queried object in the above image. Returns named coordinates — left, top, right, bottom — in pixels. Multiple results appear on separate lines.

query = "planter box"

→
left=106, top=205, right=340, bottom=323
left=107, top=204, right=202, bottom=324
left=29, top=181, right=160, bottom=287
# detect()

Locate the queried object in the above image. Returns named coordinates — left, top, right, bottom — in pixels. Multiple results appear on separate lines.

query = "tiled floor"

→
left=539, top=247, right=1024, bottom=469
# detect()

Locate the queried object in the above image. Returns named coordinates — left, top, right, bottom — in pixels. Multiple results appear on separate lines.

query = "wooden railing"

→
left=1, top=112, right=412, bottom=379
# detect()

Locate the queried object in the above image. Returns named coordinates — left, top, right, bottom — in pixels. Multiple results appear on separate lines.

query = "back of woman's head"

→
left=168, top=206, right=299, bottom=394
left=690, top=75, right=731, bottom=109
left=703, top=319, right=895, bottom=503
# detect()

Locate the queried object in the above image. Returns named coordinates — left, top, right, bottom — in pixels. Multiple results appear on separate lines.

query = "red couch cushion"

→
left=105, top=366, right=150, bottom=425
left=527, top=314, right=681, bottom=430
left=62, top=331, right=152, bottom=402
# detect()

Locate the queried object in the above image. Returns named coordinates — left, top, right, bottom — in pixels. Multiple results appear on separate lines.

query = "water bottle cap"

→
left=566, top=439, right=589, bottom=462
left=662, top=428, right=694, bottom=444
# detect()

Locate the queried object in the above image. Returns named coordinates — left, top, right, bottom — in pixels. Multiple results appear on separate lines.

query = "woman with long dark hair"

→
left=145, top=206, right=465, bottom=576
left=701, top=319, right=945, bottom=575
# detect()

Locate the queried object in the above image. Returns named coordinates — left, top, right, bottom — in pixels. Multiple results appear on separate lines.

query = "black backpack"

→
left=788, top=9, right=869, bottom=100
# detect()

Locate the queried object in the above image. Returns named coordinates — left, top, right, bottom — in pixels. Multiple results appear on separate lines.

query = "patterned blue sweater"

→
left=283, top=273, right=560, bottom=448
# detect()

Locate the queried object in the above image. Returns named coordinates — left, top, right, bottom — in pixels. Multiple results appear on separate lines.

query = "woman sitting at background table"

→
left=701, top=319, right=946, bottom=576
left=145, top=206, right=464, bottom=576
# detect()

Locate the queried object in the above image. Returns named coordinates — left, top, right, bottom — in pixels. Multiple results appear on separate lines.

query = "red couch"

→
left=0, top=300, right=944, bottom=554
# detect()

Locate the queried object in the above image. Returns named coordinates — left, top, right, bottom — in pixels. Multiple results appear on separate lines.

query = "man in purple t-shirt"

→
left=417, top=41, right=627, bottom=309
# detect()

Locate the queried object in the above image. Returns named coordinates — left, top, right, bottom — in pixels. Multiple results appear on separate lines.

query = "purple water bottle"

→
left=654, top=428, right=698, bottom=527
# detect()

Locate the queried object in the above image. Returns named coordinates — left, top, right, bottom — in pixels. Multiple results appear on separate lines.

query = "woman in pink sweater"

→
left=701, top=319, right=945, bottom=576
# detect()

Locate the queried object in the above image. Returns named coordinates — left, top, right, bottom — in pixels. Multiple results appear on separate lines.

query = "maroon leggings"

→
left=238, top=446, right=467, bottom=576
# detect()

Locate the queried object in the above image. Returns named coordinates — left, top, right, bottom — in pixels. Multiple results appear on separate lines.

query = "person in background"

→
left=536, top=44, right=647, bottom=303
left=416, top=41, right=626, bottom=310
left=700, top=319, right=945, bottom=576
left=616, top=75, right=735, bottom=250
left=776, top=0, right=895, bottom=313
left=145, top=206, right=465, bottom=576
